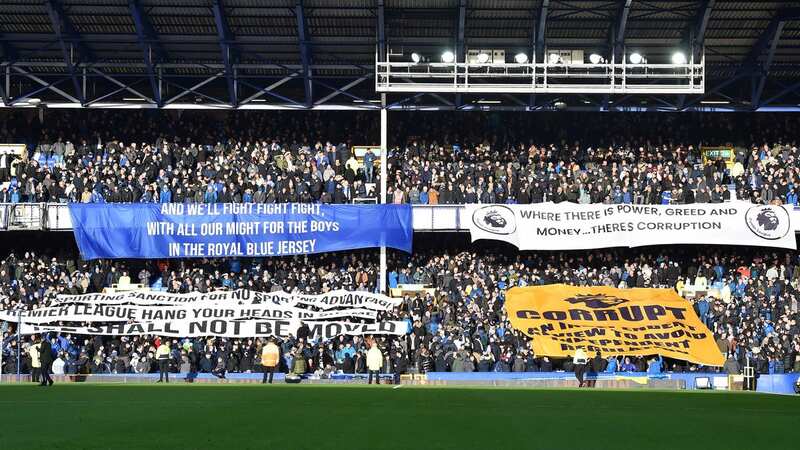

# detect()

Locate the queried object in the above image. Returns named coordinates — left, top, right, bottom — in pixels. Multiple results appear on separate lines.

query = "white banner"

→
left=9, top=289, right=406, bottom=341
left=53, top=289, right=402, bottom=311
left=20, top=319, right=407, bottom=340
left=467, top=202, right=796, bottom=250
left=0, top=303, right=378, bottom=324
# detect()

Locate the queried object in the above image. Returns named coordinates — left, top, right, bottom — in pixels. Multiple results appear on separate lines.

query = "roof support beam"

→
left=212, top=0, right=237, bottom=107
left=89, top=68, right=154, bottom=104
left=314, top=76, right=374, bottom=106
left=456, top=0, right=466, bottom=62
left=45, top=0, right=88, bottom=105
left=681, top=73, right=745, bottom=109
left=535, top=0, right=550, bottom=63
left=682, top=8, right=800, bottom=110
left=530, top=0, right=550, bottom=106
left=455, top=0, right=466, bottom=107
left=761, top=78, right=800, bottom=106
left=613, top=0, right=633, bottom=61
left=678, top=0, right=715, bottom=108
left=377, top=0, right=385, bottom=62
left=742, top=8, right=800, bottom=107
left=128, top=0, right=163, bottom=106
left=85, top=77, right=149, bottom=106
left=11, top=66, right=80, bottom=104
left=240, top=74, right=298, bottom=105
left=749, top=17, right=787, bottom=108
left=690, top=0, right=715, bottom=57
left=163, top=73, right=228, bottom=105
left=237, top=78, right=305, bottom=107
left=295, top=0, right=313, bottom=108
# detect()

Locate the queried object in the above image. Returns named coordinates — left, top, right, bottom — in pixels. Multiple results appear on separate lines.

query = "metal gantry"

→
left=375, top=57, right=705, bottom=95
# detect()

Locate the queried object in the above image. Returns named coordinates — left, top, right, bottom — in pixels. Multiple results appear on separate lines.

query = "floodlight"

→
left=589, top=53, right=603, bottom=64
left=514, top=53, right=528, bottom=64
left=671, top=51, right=687, bottom=64
left=441, top=51, right=455, bottom=63
left=476, top=52, right=490, bottom=64
left=411, top=53, right=421, bottom=64
left=629, top=52, right=644, bottom=65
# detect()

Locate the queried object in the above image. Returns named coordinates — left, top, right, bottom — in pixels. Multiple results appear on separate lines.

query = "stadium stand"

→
left=1, top=111, right=798, bottom=206
left=2, top=240, right=798, bottom=378
left=1, top=111, right=799, bottom=385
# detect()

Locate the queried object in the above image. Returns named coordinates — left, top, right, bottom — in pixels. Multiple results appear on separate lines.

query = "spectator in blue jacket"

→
left=620, top=357, right=637, bottom=372
left=787, top=188, right=798, bottom=206
left=696, top=297, right=710, bottom=327
left=203, top=185, right=217, bottom=203
left=647, top=355, right=663, bottom=375
left=90, top=189, right=105, bottom=203
left=419, top=187, right=429, bottom=205
left=604, top=356, right=618, bottom=373
left=159, top=185, right=172, bottom=204
left=363, top=148, right=375, bottom=183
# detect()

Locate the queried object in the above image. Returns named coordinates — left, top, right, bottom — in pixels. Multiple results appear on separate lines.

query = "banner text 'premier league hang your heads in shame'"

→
left=69, top=203, right=413, bottom=259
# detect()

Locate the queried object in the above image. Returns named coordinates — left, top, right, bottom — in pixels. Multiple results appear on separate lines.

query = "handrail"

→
left=0, top=203, right=798, bottom=232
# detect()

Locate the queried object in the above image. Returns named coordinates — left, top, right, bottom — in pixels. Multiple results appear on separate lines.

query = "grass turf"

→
left=0, top=384, right=797, bottom=450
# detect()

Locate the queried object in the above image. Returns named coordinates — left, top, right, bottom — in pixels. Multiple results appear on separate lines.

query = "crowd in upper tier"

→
left=2, top=242, right=798, bottom=377
left=0, top=110, right=798, bottom=206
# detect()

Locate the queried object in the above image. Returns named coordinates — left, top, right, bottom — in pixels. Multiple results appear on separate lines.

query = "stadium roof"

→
left=1, top=0, right=800, bottom=111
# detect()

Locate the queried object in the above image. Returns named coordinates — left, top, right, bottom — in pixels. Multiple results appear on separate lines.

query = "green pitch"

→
left=0, top=384, right=797, bottom=450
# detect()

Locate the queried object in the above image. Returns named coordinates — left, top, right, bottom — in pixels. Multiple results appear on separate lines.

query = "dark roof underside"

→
left=1, top=0, right=799, bottom=109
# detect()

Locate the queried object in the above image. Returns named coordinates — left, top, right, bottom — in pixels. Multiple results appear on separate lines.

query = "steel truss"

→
left=1, top=57, right=799, bottom=112
left=2, top=3, right=800, bottom=112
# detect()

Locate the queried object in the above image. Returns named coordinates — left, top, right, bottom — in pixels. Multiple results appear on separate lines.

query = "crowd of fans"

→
left=385, top=113, right=800, bottom=206
left=0, top=110, right=380, bottom=204
left=2, top=241, right=798, bottom=378
left=1, top=110, right=799, bottom=206
left=1, top=110, right=798, bottom=380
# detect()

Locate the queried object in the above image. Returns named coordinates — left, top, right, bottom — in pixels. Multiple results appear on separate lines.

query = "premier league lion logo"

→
left=745, top=205, right=790, bottom=240
left=564, top=294, right=629, bottom=309
left=756, top=208, right=779, bottom=231
left=483, top=210, right=507, bottom=229
left=471, top=205, right=516, bottom=235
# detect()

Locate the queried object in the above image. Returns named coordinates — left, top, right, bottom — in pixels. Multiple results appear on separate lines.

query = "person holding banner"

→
left=156, top=340, right=170, bottom=383
left=38, top=335, right=54, bottom=386
left=261, top=339, right=280, bottom=384
left=587, top=352, right=604, bottom=388
left=573, top=348, right=588, bottom=388
left=367, top=342, right=383, bottom=385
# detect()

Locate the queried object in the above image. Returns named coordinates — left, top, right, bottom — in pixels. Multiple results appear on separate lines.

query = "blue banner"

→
left=69, top=203, right=413, bottom=259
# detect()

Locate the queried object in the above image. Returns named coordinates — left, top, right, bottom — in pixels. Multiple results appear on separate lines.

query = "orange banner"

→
left=505, top=285, right=725, bottom=366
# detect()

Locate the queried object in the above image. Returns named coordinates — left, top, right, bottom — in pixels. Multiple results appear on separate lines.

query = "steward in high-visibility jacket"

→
left=261, top=340, right=281, bottom=384
left=366, top=343, right=383, bottom=385
left=156, top=342, right=171, bottom=383
left=29, top=342, right=42, bottom=384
